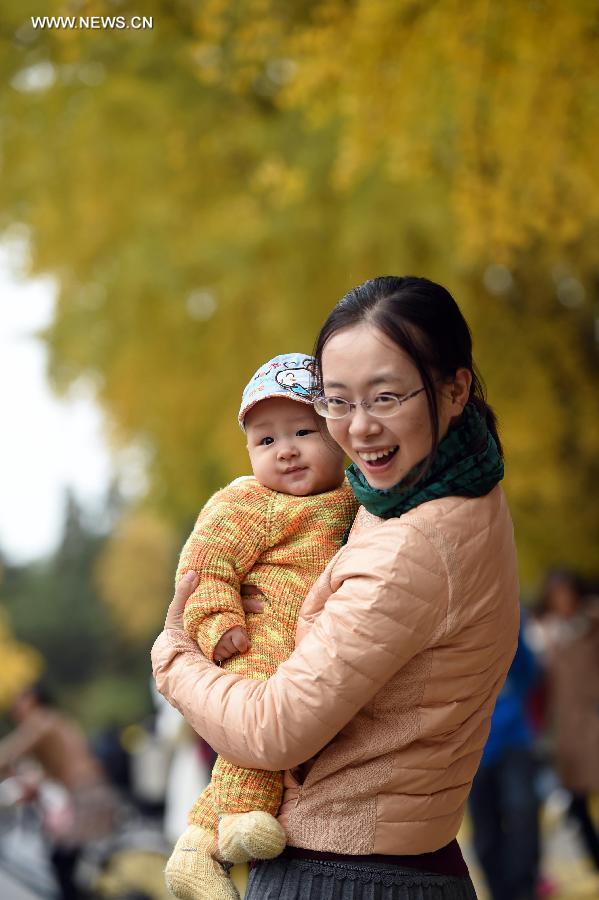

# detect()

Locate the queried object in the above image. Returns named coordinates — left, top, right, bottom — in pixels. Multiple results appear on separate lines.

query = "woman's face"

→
left=321, top=324, right=468, bottom=489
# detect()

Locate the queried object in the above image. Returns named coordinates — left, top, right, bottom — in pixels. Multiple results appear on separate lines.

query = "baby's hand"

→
left=214, top=626, right=250, bottom=664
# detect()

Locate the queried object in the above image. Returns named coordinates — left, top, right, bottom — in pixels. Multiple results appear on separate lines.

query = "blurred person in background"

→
left=468, top=624, right=540, bottom=900
left=0, top=682, right=118, bottom=899
left=532, top=569, right=599, bottom=877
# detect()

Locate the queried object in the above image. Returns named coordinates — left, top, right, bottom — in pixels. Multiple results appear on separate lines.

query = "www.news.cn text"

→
left=31, top=15, right=153, bottom=30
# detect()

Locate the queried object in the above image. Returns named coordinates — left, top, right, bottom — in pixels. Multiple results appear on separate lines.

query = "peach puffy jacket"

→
left=152, top=485, right=519, bottom=855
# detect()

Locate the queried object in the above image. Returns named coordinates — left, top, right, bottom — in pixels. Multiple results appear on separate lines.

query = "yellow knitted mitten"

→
left=218, top=811, right=287, bottom=864
left=165, top=824, right=240, bottom=900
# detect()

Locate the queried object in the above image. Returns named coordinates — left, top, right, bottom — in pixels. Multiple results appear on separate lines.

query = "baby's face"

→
left=244, top=397, right=345, bottom=496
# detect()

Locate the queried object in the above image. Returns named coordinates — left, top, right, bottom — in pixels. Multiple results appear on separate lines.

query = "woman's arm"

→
left=152, top=522, right=448, bottom=770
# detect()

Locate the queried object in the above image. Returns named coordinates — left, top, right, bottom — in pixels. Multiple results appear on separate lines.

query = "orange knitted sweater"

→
left=179, top=476, right=358, bottom=678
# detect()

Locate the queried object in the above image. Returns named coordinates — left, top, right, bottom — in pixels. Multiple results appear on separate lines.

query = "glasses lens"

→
left=370, top=394, right=401, bottom=418
left=313, top=397, right=329, bottom=417
left=313, top=397, right=349, bottom=419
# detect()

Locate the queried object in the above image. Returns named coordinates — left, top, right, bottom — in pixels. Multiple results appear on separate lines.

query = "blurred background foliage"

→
left=1, top=0, right=598, bottom=722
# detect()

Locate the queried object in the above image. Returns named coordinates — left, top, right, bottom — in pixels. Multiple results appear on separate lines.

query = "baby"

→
left=165, top=353, right=358, bottom=900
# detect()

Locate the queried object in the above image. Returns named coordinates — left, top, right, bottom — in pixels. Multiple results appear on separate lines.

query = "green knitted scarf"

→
left=346, top=401, right=504, bottom=519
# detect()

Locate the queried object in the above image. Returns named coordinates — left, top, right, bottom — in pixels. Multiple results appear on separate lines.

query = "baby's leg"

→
left=165, top=781, right=239, bottom=900
left=188, top=782, right=219, bottom=832
left=212, top=756, right=283, bottom=817
left=213, top=757, right=286, bottom=863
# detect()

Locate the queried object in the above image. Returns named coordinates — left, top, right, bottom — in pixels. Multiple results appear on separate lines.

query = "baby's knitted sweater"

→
left=179, top=476, right=358, bottom=678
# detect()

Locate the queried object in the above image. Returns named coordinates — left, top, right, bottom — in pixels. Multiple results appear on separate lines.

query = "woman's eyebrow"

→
left=324, top=374, right=408, bottom=390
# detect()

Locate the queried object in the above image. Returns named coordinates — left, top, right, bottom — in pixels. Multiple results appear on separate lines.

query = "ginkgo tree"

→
left=0, top=0, right=597, bottom=589
left=0, top=612, right=42, bottom=712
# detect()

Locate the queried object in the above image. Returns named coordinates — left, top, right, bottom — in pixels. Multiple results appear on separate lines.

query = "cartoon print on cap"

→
left=275, top=359, right=314, bottom=398
left=238, top=353, right=317, bottom=428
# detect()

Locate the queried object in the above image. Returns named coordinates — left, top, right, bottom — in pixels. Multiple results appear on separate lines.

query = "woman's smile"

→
left=356, top=445, right=399, bottom=471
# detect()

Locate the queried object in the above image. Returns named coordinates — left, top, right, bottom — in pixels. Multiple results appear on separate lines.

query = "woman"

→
left=153, top=276, right=520, bottom=899
left=536, top=569, right=599, bottom=873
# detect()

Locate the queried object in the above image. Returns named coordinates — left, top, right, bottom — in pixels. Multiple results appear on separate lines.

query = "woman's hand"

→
left=164, top=571, right=199, bottom=630
left=163, top=573, right=264, bottom=633
left=240, top=583, right=265, bottom=614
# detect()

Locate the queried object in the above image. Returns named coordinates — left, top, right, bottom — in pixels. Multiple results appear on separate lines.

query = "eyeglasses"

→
left=313, top=386, right=427, bottom=420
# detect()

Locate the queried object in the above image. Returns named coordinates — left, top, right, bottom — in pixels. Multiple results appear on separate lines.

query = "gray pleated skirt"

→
left=245, top=857, right=478, bottom=899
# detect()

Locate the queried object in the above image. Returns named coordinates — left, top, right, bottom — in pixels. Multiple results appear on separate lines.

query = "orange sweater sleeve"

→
left=178, top=478, right=274, bottom=660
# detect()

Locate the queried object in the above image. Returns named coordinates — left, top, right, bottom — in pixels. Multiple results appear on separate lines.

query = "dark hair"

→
left=9, top=680, right=55, bottom=719
left=539, top=568, right=588, bottom=613
left=23, top=681, right=55, bottom=707
left=313, top=276, right=502, bottom=484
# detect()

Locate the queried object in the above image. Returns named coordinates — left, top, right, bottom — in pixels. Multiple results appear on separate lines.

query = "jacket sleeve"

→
left=153, top=521, right=449, bottom=770
left=179, top=482, right=273, bottom=659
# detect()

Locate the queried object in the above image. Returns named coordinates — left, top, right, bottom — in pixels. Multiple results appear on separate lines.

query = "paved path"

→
left=460, top=796, right=599, bottom=900
left=1, top=804, right=597, bottom=899
left=0, top=867, right=50, bottom=900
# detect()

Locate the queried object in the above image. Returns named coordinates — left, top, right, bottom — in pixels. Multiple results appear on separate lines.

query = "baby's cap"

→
left=238, top=353, right=317, bottom=429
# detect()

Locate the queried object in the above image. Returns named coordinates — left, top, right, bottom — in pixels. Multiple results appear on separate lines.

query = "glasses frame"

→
left=313, top=386, right=428, bottom=420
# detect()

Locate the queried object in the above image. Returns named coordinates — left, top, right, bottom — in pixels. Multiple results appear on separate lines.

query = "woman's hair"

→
left=313, top=276, right=502, bottom=483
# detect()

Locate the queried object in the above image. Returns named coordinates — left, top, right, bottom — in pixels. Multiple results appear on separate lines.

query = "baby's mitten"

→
left=165, top=824, right=240, bottom=900
left=218, top=811, right=286, bottom=864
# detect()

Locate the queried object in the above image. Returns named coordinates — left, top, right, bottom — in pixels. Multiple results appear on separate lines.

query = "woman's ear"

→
left=451, top=368, right=472, bottom=412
